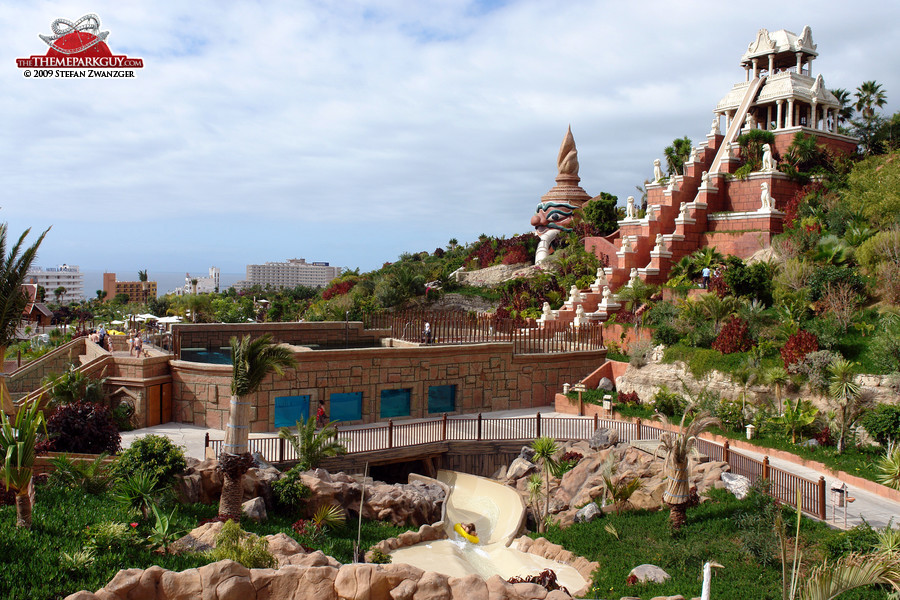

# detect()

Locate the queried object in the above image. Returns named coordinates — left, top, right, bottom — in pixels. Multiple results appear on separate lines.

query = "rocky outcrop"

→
left=366, top=522, right=448, bottom=560
left=174, top=463, right=445, bottom=527
left=63, top=559, right=577, bottom=600
left=503, top=440, right=729, bottom=527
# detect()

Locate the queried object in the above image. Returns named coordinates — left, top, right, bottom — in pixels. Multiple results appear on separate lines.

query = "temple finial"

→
left=557, top=125, right=579, bottom=176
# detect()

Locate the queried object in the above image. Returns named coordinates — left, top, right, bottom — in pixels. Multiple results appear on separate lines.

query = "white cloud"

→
left=2, top=0, right=899, bottom=274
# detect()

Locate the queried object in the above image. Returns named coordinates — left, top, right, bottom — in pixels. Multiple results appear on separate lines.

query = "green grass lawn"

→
left=0, top=485, right=412, bottom=600
left=538, top=489, right=880, bottom=600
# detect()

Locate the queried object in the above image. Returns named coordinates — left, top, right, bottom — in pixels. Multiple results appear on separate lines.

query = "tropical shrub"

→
left=45, top=402, right=120, bottom=454
left=876, top=443, right=900, bottom=491
left=824, top=521, right=880, bottom=559
left=42, top=366, right=106, bottom=408
left=711, top=317, right=753, bottom=354
left=111, top=471, right=167, bottom=519
left=114, top=434, right=187, bottom=486
left=806, top=264, right=865, bottom=302
left=209, top=519, right=277, bottom=569
left=792, top=350, right=840, bottom=393
left=617, top=391, right=640, bottom=407
left=368, top=548, right=392, bottom=564
left=721, top=258, right=773, bottom=305
left=780, top=330, right=818, bottom=370
left=860, top=405, right=900, bottom=446
left=46, top=453, right=113, bottom=494
left=271, top=466, right=312, bottom=511
left=652, top=387, right=685, bottom=418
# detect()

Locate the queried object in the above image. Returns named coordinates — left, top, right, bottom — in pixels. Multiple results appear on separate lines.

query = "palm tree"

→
left=531, top=436, right=559, bottom=533
left=278, top=416, right=347, bottom=471
left=696, top=294, right=740, bottom=333
left=854, top=81, right=887, bottom=120
left=0, top=225, right=50, bottom=360
left=764, top=366, right=790, bottom=413
left=800, top=552, right=900, bottom=599
left=0, top=399, right=47, bottom=528
left=53, top=286, right=66, bottom=304
left=688, top=247, right=725, bottom=275
left=218, top=334, right=297, bottom=519
left=663, top=136, right=693, bottom=176
left=828, top=358, right=864, bottom=454
left=656, top=404, right=720, bottom=531
left=830, top=88, right=855, bottom=126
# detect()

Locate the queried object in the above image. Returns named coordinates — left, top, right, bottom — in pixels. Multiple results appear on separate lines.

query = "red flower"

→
left=130, top=522, right=139, bottom=528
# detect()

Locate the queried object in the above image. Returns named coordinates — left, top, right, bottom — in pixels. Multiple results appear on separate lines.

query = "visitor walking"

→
left=132, top=333, right=143, bottom=357
left=423, top=322, right=432, bottom=345
left=701, top=266, right=711, bottom=289
left=316, top=401, right=327, bottom=428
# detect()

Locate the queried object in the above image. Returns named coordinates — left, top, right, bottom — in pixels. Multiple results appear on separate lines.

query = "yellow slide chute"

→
left=453, top=523, right=479, bottom=544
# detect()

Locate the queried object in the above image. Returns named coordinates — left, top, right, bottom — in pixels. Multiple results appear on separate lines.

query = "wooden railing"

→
left=364, top=310, right=604, bottom=355
left=207, top=413, right=827, bottom=519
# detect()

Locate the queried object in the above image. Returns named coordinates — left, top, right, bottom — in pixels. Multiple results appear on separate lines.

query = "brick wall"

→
left=170, top=343, right=606, bottom=432
left=700, top=231, right=776, bottom=259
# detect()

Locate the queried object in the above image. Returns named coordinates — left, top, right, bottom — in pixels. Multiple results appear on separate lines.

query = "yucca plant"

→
left=111, top=470, right=162, bottom=519
left=655, top=403, right=720, bottom=531
left=531, top=436, right=559, bottom=533
left=0, top=398, right=47, bottom=528
left=599, top=453, right=642, bottom=516
left=828, top=358, right=864, bottom=454
left=312, top=504, right=346, bottom=531
left=877, top=443, right=900, bottom=491
left=526, top=473, right=544, bottom=528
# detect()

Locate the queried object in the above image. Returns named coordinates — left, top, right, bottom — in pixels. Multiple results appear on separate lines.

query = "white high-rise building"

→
left=233, top=258, right=341, bottom=291
left=26, top=264, right=85, bottom=301
left=173, top=267, right=220, bottom=295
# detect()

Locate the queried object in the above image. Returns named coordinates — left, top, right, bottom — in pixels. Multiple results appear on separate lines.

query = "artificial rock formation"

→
left=175, top=462, right=445, bottom=527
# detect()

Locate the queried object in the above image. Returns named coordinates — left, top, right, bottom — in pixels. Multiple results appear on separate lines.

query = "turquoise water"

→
left=180, top=347, right=232, bottom=364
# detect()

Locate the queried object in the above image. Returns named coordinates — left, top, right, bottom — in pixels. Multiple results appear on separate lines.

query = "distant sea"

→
left=80, top=270, right=244, bottom=299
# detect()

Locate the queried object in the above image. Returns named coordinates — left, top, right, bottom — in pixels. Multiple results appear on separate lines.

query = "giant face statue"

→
left=531, top=200, right=577, bottom=261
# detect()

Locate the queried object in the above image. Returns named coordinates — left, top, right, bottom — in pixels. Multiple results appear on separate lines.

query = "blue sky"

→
left=2, top=1, right=899, bottom=277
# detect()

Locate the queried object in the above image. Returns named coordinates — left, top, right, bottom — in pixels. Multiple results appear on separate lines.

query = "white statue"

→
left=667, top=173, right=679, bottom=193
left=646, top=205, right=657, bottom=220
left=591, top=267, right=608, bottom=292
left=761, top=143, right=776, bottom=172
left=628, top=268, right=639, bottom=286
left=573, top=304, right=586, bottom=326
left=654, top=234, right=667, bottom=253
left=602, top=285, right=611, bottom=300
left=693, top=146, right=703, bottom=162
left=568, top=284, right=582, bottom=305
left=625, top=196, right=636, bottom=220
left=653, top=159, right=664, bottom=183
left=700, top=171, right=710, bottom=189
left=541, top=301, right=554, bottom=322
left=760, top=181, right=774, bottom=211
left=621, top=237, right=633, bottom=252
left=710, top=115, right=720, bottom=135
left=743, top=112, right=755, bottom=131
left=679, top=202, right=690, bottom=219
left=723, top=141, right=733, bottom=158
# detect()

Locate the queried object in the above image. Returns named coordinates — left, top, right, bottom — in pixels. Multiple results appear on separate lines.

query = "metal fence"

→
left=208, top=413, right=827, bottom=519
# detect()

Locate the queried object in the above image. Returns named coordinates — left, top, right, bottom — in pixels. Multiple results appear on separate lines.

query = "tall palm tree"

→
left=0, top=225, right=49, bottom=360
left=278, top=416, right=347, bottom=470
left=531, top=436, right=558, bottom=533
left=218, top=334, right=297, bottom=519
left=854, top=81, right=887, bottom=120
left=828, top=358, right=864, bottom=454
left=656, top=404, right=720, bottom=531
left=0, top=398, right=47, bottom=529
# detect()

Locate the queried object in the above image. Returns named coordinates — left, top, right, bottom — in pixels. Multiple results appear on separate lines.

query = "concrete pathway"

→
left=121, top=408, right=900, bottom=531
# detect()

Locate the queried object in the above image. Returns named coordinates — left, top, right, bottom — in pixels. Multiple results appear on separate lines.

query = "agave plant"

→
left=877, top=443, right=900, bottom=491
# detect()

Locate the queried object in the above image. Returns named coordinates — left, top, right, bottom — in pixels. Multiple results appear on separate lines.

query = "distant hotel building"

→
left=102, top=273, right=158, bottom=303
left=233, top=258, right=341, bottom=291
left=172, top=267, right=220, bottom=295
left=25, top=264, right=85, bottom=301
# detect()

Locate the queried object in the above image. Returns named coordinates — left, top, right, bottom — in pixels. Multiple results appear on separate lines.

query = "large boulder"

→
left=506, top=457, right=538, bottom=480
left=173, top=459, right=279, bottom=506
left=628, top=563, right=671, bottom=584
left=588, top=427, right=619, bottom=450
left=597, top=377, right=614, bottom=391
left=242, top=497, right=267, bottom=523
left=574, top=502, right=602, bottom=524
left=721, top=472, right=751, bottom=500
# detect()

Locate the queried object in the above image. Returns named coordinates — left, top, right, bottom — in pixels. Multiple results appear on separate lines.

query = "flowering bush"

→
left=780, top=330, right=819, bottom=370
left=322, top=279, right=357, bottom=300
left=712, top=317, right=754, bottom=354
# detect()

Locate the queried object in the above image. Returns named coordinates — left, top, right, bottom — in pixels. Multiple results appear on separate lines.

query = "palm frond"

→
left=801, top=552, right=900, bottom=600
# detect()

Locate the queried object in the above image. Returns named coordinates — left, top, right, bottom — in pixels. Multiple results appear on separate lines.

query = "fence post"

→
left=442, top=413, right=448, bottom=441
left=818, top=477, right=826, bottom=520
left=279, top=437, right=285, bottom=463
left=388, top=419, right=394, bottom=449
left=536, top=412, right=541, bottom=438
left=593, top=413, right=598, bottom=431
left=635, top=418, right=642, bottom=441
left=763, top=456, right=770, bottom=481
left=204, top=432, right=209, bottom=450
left=477, top=413, right=482, bottom=441
left=723, top=440, right=730, bottom=463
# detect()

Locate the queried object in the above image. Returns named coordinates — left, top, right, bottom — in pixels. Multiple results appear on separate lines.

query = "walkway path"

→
left=121, top=407, right=900, bottom=531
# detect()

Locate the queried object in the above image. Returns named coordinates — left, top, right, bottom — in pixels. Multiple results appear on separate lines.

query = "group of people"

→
left=127, top=331, right=144, bottom=357
left=87, top=325, right=147, bottom=356
left=87, top=326, right=114, bottom=352
left=700, top=266, right=722, bottom=289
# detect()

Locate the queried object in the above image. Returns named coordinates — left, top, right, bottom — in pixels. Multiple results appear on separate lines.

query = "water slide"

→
left=389, top=470, right=588, bottom=592
left=708, top=75, right=767, bottom=174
